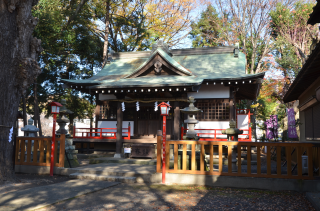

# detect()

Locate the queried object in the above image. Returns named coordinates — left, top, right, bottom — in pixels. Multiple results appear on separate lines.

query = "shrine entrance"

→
left=136, top=104, right=173, bottom=137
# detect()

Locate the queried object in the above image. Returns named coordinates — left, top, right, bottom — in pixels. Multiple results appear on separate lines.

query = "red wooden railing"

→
left=73, top=126, right=131, bottom=140
left=180, top=127, right=251, bottom=141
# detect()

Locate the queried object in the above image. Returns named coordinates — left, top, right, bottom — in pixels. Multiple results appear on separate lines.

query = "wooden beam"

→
left=173, top=101, right=180, bottom=140
left=116, top=102, right=123, bottom=154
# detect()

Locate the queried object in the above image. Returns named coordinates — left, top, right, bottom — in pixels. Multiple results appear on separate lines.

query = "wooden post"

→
left=219, top=145, right=223, bottom=173
left=59, top=134, right=65, bottom=167
left=180, top=126, right=184, bottom=140
left=308, top=147, right=313, bottom=178
left=210, top=143, right=213, bottom=173
left=128, top=124, right=131, bottom=140
left=157, top=130, right=162, bottom=173
left=174, top=143, right=178, bottom=170
left=162, top=115, right=167, bottom=183
left=238, top=145, right=241, bottom=173
left=248, top=109, right=251, bottom=141
left=73, top=123, right=76, bottom=138
left=173, top=101, right=180, bottom=140
left=115, top=102, right=123, bottom=156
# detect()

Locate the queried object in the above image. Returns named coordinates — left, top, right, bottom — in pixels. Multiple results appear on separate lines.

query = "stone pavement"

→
left=0, top=176, right=318, bottom=211
left=34, top=183, right=316, bottom=211
left=0, top=180, right=118, bottom=211
left=306, top=192, right=320, bottom=211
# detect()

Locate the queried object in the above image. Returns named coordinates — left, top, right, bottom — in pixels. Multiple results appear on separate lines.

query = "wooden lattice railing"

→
left=157, top=139, right=318, bottom=180
left=15, top=135, right=65, bottom=167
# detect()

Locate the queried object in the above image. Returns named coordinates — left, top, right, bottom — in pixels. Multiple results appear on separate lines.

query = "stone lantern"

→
left=21, top=118, right=39, bottom=160
left=21, top=118, right=39, bottom=137
left=56, top=99, right=73, bottom=136
left=180, top=96, right=202, bottom=140
left=221, top=119, right=244, bottom=172
left=55, top=99, right=79, bottom=167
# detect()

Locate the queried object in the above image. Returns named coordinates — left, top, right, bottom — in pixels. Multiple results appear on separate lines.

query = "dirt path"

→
left=1, top=174, right=315, bottom=211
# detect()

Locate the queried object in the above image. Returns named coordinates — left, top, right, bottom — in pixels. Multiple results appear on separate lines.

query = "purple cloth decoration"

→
left=265, top=115, right=278, bottom=140
left=287, top=108, right=298, bottom=138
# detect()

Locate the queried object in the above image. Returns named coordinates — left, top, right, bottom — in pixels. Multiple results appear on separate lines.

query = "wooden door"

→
left=137, top=106, right=173, bottom=136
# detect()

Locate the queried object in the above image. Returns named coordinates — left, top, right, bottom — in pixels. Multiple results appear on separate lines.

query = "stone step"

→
left=69, top=173, right=136, bottom=184
left=76, top=153, right=112, bottom=159
left=89, top=157, right=156, bottom=165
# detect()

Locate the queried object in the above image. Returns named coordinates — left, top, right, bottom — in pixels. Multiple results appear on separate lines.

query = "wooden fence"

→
left=157, top=139, right=318, bottom=180
left=15, top=135, right=65, bottom=167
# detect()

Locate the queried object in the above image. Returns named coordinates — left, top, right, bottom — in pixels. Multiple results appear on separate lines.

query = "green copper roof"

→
left=62, top=46, right=264, bottom=89
left=124, top=48, right=193, bottom=78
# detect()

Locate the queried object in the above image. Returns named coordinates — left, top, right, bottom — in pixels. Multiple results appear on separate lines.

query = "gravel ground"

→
left=0, top=173, right=71, bottom=194
left=0, top=173, right=316, bottom=211
left=33, top=183, right=315, bottom=211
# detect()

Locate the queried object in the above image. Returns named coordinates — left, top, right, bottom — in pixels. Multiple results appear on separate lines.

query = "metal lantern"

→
left=158, top=102, right=170, bottom=116
left=50, top=102, right=62, bottom=114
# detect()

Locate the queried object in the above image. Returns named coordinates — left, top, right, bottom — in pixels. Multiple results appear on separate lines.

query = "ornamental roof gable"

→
left=124, top=48, right=193, bottom=79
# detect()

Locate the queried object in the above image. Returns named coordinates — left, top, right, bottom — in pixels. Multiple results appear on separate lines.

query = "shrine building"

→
left=62, top=41, right=265, bottom=154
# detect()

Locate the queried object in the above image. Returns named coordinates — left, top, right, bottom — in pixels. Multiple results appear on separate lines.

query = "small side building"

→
left=283, top=0, right=320, bottom=142
left=283, top=0, right=320, bottom=172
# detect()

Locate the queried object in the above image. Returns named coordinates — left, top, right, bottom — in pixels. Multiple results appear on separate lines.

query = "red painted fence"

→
left=180, top=127, right=251, bottom=141
left=73, top=126, right=131, bottom=140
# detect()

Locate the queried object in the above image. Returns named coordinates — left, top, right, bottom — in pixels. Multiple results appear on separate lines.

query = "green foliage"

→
left=28, top=0, right=102, bottom=119
left=189, top=5, right=229, bottom=48
left=252, top=79, right=286, bottom=130
left=269, top=2, right=318, bottom=77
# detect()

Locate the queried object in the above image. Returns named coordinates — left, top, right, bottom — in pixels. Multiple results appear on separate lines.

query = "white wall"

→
left=187, top=84, right=229, bottom=99
left=98, top=121, right=134, bottom=136
left=237, top=114, right=249, bottom=138
left=192, top=121, right=229, bottom=138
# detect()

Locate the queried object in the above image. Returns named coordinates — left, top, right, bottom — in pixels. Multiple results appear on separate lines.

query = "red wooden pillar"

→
left=162, top=115, right=167, bottom=184
left=50, top=113, right=57, bottom=176
left=248, top=109, right=251, bottom=142
left=180, top=126, right=184, bottom=140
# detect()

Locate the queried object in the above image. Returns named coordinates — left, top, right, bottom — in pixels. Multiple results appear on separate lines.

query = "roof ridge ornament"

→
left=151, top=40, right=172, bottom=57
left=234, top=43, right=239, bottom=58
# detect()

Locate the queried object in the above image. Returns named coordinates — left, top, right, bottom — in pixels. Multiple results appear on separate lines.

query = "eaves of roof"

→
left=283, top=42, right=320, bottom=103
left=308, top=0, right=320, bottom=25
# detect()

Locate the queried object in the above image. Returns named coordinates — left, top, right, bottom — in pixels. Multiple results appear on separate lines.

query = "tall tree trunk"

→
left=38, top=114, right=42, bottom=136
left=22, top=95, right=27, bottom=126
left=0, top=0, right=41, bottom=183
left=33, top=83, right=42, bottom=136
left=101, top=0, right=110, bottom=68
left=33, top=83, right=39, bottom=136
left=69, top=113, right=75, bottom=137
left=22, top=94, right=27, bottom=136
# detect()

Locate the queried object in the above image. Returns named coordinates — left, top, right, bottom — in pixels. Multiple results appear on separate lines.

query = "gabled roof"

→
left=124, top=48, right=193, bottom=78
left=62, top=45, right=265, bottom=101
